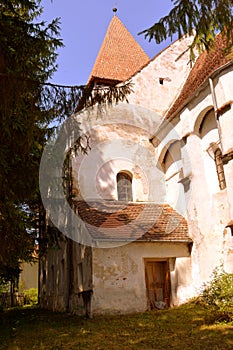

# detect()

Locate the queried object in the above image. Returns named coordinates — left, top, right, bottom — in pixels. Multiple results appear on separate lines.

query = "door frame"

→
left=144, top=258, right=171, bottom=310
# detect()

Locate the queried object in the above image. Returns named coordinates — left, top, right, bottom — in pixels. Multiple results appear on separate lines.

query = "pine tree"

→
left=0, top=0, right=61, bottom=283
left=140, top=0, right=233, bottom=61
left=0, top=0, right=131, bottom=284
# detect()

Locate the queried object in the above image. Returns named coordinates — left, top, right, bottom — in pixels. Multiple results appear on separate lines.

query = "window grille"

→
left=117, top=171, right=133, bottom=201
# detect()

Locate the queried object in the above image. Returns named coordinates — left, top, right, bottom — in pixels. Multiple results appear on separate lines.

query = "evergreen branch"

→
left=0, top=72, right=133, bottom=121
left=139, top=0, right=233, bottom=61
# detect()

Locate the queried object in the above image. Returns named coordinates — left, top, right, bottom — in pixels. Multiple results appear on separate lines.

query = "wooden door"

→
left=145, top=260, right=170, bottom=310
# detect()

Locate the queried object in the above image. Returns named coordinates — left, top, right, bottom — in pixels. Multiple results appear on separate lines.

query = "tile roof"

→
left=73, top=200, right=191, bottom=243
left=88, top=16, right=149, bottom=85
left=166, top=33, right=232, bottom=120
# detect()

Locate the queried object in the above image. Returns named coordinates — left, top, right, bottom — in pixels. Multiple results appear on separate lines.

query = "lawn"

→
left=0, top=302, right=232, bottom=350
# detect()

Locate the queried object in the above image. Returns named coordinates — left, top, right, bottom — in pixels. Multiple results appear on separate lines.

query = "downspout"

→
left=208, top=77, right=223, bottom=149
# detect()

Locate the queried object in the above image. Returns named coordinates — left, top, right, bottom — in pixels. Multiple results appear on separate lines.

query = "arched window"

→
left=117, top=171, right=133, bottom=201
left=163, top=141, right=181, bottom=175
left=214, top=149, right=226, bottom=190
left=199, top=108, right=217, bottom=139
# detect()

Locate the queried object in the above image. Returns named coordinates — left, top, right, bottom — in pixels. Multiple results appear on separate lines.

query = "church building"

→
left=39, top=11, right=233, bottom=316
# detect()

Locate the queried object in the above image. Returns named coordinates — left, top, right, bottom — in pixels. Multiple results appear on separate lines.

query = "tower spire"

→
left=87, top=15, right=149, bottom=85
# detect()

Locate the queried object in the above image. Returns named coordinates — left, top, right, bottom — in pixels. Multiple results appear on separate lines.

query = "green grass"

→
left=0, top=302, right=232, bottom=350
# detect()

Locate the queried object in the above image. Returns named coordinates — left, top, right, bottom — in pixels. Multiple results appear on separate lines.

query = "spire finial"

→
left=113, top=2, right=117, bottom=15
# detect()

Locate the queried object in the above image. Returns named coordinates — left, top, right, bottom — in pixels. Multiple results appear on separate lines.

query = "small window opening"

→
left=214, top=149, right=226, bottom=190
left=159, top=78, right=164, bottom=85
left=117, top=171, right=133, bottom=201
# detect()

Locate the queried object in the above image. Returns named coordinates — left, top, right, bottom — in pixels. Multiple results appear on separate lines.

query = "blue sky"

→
left=40, top=0, right=174, bottom=86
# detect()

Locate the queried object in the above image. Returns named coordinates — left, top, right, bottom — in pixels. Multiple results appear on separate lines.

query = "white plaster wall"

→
left=220, top=110, right=233, bottom=155
left=172, top=125, right=228, bottom=287
left=154, top=64, right=233, bottom=291
left=161, top=130, right=225, bottom=286
left=214, top=65, right=233, bottom=103
left=225, top=160, right=233, bottom=222
left=92, top=242, right=191, bottom=315
left=173, top=257, right=193, bottom=304
left=163, top=141, right=186, bottom=216
left=73, top=104, right=165, bottom=202
left=165, top=172, right=186, bottom=217
left=223, top=227, right=233, bottom=273
left=127, top=35, right=194, bottom=116
left=211, top=65, right=233, bottom=155
left=201, top=128, right=220, bottom=194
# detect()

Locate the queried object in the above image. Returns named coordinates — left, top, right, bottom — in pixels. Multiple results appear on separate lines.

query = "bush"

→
left=0, top=281, right=9, bottom=293
left=200, top=267, right=233, bottom=322
left=24, top=288, right=38, bottom=305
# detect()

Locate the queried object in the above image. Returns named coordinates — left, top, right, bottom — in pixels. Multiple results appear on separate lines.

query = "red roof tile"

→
left=166, top=33, right=232, bottom=120
left=73, top=200, right=191, bottom=243
left=88, top=16, right=149, bottom=85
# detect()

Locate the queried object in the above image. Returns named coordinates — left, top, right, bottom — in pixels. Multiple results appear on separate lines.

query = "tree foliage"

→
left=0, top=0, right=62, bottom=283
left=140, top=0, right=233, bottom=61
left=0, top=0, right=131, bottom=283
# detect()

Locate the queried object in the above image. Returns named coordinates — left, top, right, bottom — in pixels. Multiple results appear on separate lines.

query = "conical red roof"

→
left=88, top=15, right=149, bottom=85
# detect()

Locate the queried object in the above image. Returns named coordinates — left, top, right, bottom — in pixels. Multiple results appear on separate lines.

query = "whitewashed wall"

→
left=127, top=35, right=194, bottom=116
left=92, top=242, right=191, bottom=315
left=73, top=103, right=165, bottom=203
left=154, top=64, right=233, bottom=292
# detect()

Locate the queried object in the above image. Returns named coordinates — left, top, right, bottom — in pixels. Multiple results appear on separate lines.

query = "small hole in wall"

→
left=159, top=78, right=164, bottom=85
